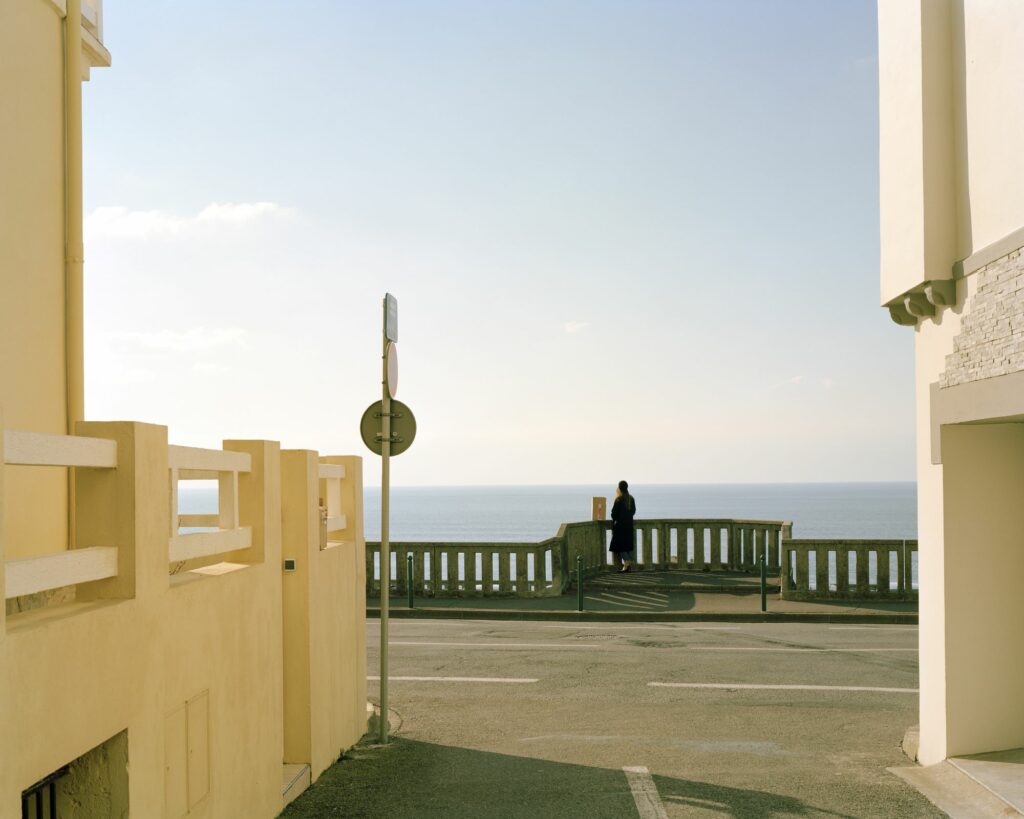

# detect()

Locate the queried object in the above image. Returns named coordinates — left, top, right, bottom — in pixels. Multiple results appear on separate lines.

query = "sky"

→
left=81, top=0, right=913, bottom=487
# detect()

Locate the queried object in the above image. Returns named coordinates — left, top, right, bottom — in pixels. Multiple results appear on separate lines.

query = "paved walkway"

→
left=282, top=619, right=939, bottom=818
left=370, top=570, right=918, bottom=623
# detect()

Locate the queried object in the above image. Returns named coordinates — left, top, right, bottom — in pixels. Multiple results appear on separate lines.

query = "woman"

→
left=609, top=480, right=636, bottom=572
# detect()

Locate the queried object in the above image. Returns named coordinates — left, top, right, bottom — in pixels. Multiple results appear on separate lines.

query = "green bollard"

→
left=759, top=553, right=767, bottom=613
left=407, top=554, right=414, bottom=609
left=577, top=555, right=584, bottom=612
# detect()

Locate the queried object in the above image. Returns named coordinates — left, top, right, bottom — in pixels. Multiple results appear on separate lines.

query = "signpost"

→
left=361, top=293, right=416, bottom=745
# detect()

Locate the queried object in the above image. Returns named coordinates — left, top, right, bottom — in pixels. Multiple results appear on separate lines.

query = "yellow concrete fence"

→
left=0, top=411, right=367, bottom=819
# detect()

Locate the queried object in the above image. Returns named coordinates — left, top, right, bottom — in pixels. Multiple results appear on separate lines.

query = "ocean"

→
left=360, top=483, right=917, bottom=542
left=179, top=481, right=916, bottom=541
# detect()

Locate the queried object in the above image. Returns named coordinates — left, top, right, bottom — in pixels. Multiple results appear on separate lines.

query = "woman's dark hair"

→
left=618, top=480, right=628, bottom=493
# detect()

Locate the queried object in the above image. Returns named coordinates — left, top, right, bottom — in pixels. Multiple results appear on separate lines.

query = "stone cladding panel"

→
left=941, top=248, right=1024, bottom=387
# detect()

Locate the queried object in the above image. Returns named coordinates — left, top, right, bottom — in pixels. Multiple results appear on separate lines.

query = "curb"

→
left=367, top=607, right=918, bottom=625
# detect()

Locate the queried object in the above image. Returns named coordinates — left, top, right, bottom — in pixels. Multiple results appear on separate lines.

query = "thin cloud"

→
left=564, top=321, right=590, bottom=334
left=104, top=327, right=246, bottom=353
left=85, top=202, right=296, bottom=239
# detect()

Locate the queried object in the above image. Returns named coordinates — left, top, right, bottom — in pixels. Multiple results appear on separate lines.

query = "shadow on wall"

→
left=280, top=738, right=854, bottom=819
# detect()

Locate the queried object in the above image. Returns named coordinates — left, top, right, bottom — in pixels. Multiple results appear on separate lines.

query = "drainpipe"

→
left=65, top=0, right=84, bottom=546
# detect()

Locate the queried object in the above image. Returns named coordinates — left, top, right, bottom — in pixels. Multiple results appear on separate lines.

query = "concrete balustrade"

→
left=781, top=539, right=919, bottom=601
left=367, top=518, right=792, bottom=599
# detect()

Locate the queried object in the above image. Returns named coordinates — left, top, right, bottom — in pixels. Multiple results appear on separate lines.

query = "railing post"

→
left=577, top=555, right=583, bottom=612
left=407, top=553, right=414, bottom=608
left=760, top=553, right=767, bottom=612
left=75, top=421, right=169, bottom=601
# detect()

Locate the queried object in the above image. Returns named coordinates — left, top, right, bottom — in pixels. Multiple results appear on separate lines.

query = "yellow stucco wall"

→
left=955, top=0, right=1024, bottom=256
left=880, top=0, right=1024, bottom=304
left=0, top=0, right=73, bottom=559
left=0, top=424, right=368, bottom=817
left=879, top=0, right=1024, bottom=764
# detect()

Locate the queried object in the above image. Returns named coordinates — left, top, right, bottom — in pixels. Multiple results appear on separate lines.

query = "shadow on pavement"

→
left=281, top=737, right=857, bottom=818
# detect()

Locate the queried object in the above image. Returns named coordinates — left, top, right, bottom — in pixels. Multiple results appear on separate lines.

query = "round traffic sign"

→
left=360, top=399, right=416, bottom=456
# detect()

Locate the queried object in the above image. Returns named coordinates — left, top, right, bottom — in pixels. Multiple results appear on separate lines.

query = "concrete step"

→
left=890, top=761, right=1022, bottom=818
left=950, top=750, right=1024, bottom=815
left=282, top=763, right=311, bottom=810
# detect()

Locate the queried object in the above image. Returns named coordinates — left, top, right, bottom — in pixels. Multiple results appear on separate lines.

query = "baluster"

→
left=837, top=547, right=850, bottom=594
left=895, top=544, right=905, bottom=595
left=515, top=549, right=529, bottom=595
left=770, top=526, right=781, bottom=572
left=499, top=551, right=511, bottom=593
left=855, top=546, right=869, bottom=595
left=413, top=550, right=425, bottom=595
left=816, top=545, right=828, bottom=596
left=395, top=547, right=407, bottom=594
left=481, top=549, right=494, bottom=595
left=464, top=547, right=478, bottom=595
left=707, top=526, right=718, bottom=571
left=795, top=546, right=808, bottom=592
left=878, top=547, right=891, bottom=596
left=444, top=549, right=457, bottom=593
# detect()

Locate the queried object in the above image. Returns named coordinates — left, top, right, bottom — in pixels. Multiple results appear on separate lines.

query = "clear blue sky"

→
left=82, top=0, right=911, bottom=486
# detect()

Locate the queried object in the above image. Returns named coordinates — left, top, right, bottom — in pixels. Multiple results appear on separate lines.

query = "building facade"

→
left=878, top=0, right=1024, bottom=766
left=1, top=2, right=368, bottom=816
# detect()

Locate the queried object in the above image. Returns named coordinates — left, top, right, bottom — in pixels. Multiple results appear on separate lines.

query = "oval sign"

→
left=386, top=342, right=398, bottom=399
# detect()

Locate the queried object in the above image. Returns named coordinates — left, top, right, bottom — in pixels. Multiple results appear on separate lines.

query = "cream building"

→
left=878, top=0, right=1024, bottom=766
left=1, top=2, right=367, bottom=816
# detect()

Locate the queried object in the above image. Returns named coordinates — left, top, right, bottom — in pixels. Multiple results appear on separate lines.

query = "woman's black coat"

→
left=609, top=494, right=636, bottom=553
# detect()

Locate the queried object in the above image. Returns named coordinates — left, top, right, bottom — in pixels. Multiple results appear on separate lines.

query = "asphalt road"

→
left=282, top=619, right=943, bottom=818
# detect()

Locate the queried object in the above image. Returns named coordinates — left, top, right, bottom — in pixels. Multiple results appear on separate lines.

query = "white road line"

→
left=622, top=766, right=669, bottom=819
left=368, top=675, right=538, bottom=683
left=540, top=626, right=741, bottom=634
left=648, top=682, right=918, bottom=693
left=829, top=626, right=918, bottom=631
left=683, top=647, right=917, bottom=653
left=390, top=641, right=601, bottom=649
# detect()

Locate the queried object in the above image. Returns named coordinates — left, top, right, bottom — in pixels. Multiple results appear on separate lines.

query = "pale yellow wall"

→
left=0, top=0, right=72, bottom=559
left=880, top=0, right=1024, bottom=763
left=282, top=451, right=368, bottom=781
left=878, top=0, right=956, bottom=305
left=955, top=0, right=1024, bottom=256
left=880, top=0, right=1024, bottom=304
left=0, top=426, right=289, bottom=819
left=910, top=276, right=975, bottom=764
left=941, top=423, right=1024, bottom=757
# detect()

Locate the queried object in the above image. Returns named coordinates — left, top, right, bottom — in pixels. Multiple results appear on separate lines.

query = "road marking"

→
left=539, top=624, right=739, bottom=631
left=617, top=590, right=669, bottom=601
left=622, top=766, right=669, bottom=819
left=390, top=641, right=600, bottom=649
left=648, top=682, right=918, bottom=693
left=368, top=675, right=538, bottom=683
left=829, top=626, right=918, bottom=631
left=682, top=647, right=917, bottom=653
left=597, top=592, right=665, bottom=608
left=584, top=595, right=657, bottom=609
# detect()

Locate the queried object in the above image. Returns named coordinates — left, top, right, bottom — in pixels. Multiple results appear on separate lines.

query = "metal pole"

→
left=760, top=553, right=767, bottom=613
left=407, top=553, right=414, bottom=609
left=577, top=555, right=584, bottom=612
left=379, top=299, right=391, bottom=744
